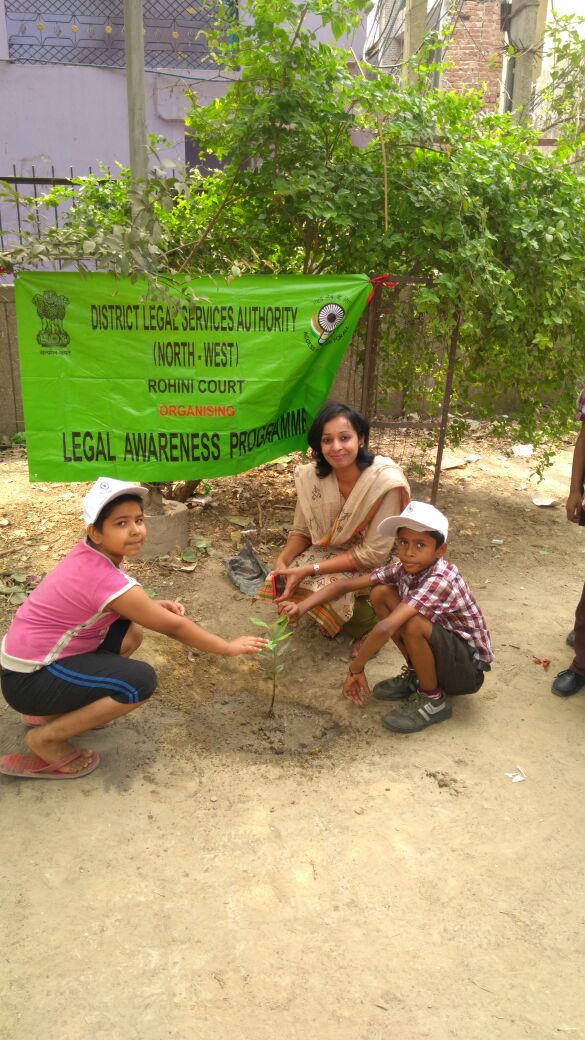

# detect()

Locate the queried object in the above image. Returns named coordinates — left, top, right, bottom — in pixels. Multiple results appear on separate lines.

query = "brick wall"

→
left=441, top=0, right=506, bottom=111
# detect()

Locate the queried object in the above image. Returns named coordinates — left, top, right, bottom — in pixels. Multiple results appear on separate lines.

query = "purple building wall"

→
left=0, top=3, right=366, bottom=177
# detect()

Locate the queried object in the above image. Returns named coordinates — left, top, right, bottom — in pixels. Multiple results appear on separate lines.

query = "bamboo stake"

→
left=430, top=309, right=461, bottom=505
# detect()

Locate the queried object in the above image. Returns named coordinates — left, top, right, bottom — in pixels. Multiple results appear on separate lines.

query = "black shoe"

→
left=551, top=668, right=585, bottom=697
left=566, top=630, right=576, bottom=648
left=373, top=667, right=417, bottom=701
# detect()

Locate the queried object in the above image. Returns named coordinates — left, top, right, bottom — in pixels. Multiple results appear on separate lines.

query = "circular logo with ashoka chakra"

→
left=317, top=303, right=345, bottom=333
left=310, top=301, right=347, bottom=346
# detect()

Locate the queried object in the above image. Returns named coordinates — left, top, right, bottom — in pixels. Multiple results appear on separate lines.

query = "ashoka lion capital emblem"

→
left=32, top=291, right=71, bottom=348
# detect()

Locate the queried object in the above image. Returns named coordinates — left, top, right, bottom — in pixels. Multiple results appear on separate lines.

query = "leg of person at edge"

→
left=0, top=478, right=266, bottom=780
left=259, top=401, right=410, bottom=656
left=552, top=388, right=585, bottom=697
left=279, top=502, right=494, bottom=734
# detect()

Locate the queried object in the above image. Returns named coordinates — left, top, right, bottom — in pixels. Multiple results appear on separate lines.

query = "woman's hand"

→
left=273, top=555, right=290, bottom=573
left=272, top=565, right=311, bottom=601
left=227, top=635, right=268, bottom=656
left=342, top=670, right=371, bottom=707
left=156, top=599, right=186, bottom=616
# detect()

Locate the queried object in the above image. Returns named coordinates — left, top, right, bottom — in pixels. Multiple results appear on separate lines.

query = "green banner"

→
left=14, top=272, right=370, bottom=481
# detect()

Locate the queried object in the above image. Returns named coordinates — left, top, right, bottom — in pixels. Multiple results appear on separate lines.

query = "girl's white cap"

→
left=378, top=501, right=449, bottom=540
left=83, top=477, right=148, bottom=527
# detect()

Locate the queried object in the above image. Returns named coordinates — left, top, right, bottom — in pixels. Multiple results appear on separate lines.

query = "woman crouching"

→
left=259, top=402, right=409, bottom=651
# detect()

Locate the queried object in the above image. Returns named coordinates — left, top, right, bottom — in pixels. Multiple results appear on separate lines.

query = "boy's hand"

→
left=157, top=599, right=186, bottom=616
left=342, top=670, right=371, bottom=707
left=277, top=600, right=302, bottom=623
left=228, top=635, right=268, bottom=656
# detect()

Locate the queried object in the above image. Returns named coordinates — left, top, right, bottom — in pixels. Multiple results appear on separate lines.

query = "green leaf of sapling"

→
left=249, top=617, right=270, bottom=628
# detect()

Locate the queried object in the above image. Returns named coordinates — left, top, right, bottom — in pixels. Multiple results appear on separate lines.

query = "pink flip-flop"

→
left=0, top=747, right=100, bottom=780
left=21, top=714, right=114, bottom=730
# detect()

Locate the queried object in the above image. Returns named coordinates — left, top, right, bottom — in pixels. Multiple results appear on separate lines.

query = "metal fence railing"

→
left=0, top=166, right=96, bottom=254
left=0, top=165, right=113, bottom=283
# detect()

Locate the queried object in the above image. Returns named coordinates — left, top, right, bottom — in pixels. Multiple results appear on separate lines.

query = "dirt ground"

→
left=1, top=430, right=585, bottom=1040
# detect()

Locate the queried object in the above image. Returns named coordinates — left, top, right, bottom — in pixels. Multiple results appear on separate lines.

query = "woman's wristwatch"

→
left=312, top=562, right=321, bottom=575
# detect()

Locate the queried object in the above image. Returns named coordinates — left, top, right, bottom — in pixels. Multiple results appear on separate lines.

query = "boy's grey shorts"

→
left=429, top=623, right=486, bottom=696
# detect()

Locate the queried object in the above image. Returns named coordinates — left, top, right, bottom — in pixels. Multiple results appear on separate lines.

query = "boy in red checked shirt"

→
left=551, top=388, right=585, bottom=697
left=278, top=501, right=493, bottom=734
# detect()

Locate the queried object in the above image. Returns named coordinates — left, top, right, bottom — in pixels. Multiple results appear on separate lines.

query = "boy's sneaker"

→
left=373, top=666, right=417, bottom=701
left=382, top=690, right=452, bottom=733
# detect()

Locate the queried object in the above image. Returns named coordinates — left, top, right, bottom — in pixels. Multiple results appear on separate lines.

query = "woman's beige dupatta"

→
left=259, top=456, right=409, bottom=636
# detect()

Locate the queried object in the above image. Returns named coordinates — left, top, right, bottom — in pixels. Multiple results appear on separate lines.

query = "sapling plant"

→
left=250, top=614, right=294, bottom=716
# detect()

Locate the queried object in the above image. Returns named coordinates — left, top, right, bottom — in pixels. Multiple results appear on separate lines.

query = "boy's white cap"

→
left=83, top=477, right=148, bottom=527
left=378, top=501, right=449, bottom=540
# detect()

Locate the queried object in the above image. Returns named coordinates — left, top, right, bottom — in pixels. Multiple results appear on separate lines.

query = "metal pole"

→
left=124, top=0, right=148, bottom=183
left=430, top=309, right=461, bottom=505
left=360, top=285, right=382, bottom=419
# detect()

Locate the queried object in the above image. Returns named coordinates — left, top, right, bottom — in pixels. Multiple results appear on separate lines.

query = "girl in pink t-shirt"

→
left=0, top=477, right=266, bottom=780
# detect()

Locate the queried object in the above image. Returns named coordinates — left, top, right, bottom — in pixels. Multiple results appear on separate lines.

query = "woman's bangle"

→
left=348, top=666, right=364, bottom=676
